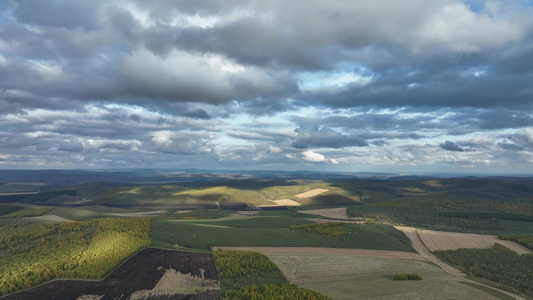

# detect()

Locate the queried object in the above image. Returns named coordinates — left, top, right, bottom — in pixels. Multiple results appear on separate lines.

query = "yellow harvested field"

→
left=297, top=207, right=349, bottom=219
left=294, top=188, right=329, bottom=198
left=273, top=199, right=301, bottom=206
left=417, top=229, right=532, bottom=255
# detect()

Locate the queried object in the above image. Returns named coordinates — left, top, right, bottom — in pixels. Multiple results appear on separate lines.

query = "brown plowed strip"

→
left=213, top=246, right=425, bottom=261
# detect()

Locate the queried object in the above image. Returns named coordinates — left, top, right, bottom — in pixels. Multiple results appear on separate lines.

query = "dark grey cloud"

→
left=57, top=139, right=84, bottom=153
left=440, top=140, right=466, bottom=152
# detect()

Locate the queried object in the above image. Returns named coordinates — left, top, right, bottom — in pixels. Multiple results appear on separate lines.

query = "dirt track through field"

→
left=213, top=246, right=424, bottom=261
left=294, top=188, right=329, bottom=198
left=395, top=226, right=527, bottom=300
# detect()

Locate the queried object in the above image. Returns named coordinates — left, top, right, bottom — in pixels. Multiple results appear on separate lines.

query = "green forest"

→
left=435, top=244, right=533, bottom=297
left=0, top=218, right=151, bottom=296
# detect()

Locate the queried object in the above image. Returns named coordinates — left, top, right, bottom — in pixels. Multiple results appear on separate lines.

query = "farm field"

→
left=417, top=229, right=532, bottom=254
left=151, top=218, right=415, bottom=252
left=295, top=188, right=330, bottom=198
left=246, top=250, right=513, bottom=300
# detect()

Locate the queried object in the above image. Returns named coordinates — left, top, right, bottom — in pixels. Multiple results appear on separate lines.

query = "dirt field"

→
left=294, top=188, right=329, bottom=198
left=297, top=207, right=349, bottom=219
left=416, top=229, right=532, bottom=255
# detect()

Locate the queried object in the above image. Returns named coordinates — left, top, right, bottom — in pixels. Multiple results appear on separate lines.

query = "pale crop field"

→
left=272, top=199, right=301, bottom=206
left=294, top=188, right=329, bottom=198
left=214, top=246, right=513, bottom=299
left=417, top=230, right=532, bottom=255
left=263, top=252, right=511, bottom=300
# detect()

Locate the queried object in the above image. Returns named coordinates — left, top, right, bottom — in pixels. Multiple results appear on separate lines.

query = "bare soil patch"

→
left=294, top=188, right=329, bottom=198
left=297, top=207, right=349, bottom=219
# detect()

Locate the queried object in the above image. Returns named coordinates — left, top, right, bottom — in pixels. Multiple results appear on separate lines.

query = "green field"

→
left=151, top=218, right=414, bottom=252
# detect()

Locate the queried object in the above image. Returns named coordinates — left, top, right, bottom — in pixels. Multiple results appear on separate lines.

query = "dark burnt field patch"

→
left=2, top=248, right=221, bottom=300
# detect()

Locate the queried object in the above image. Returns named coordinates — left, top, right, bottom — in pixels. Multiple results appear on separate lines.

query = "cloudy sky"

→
left=1, top=0, right=533, bottom=174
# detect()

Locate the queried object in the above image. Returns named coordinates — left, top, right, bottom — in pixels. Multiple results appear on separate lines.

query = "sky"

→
left=1, top=0, right=533, bottom=174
